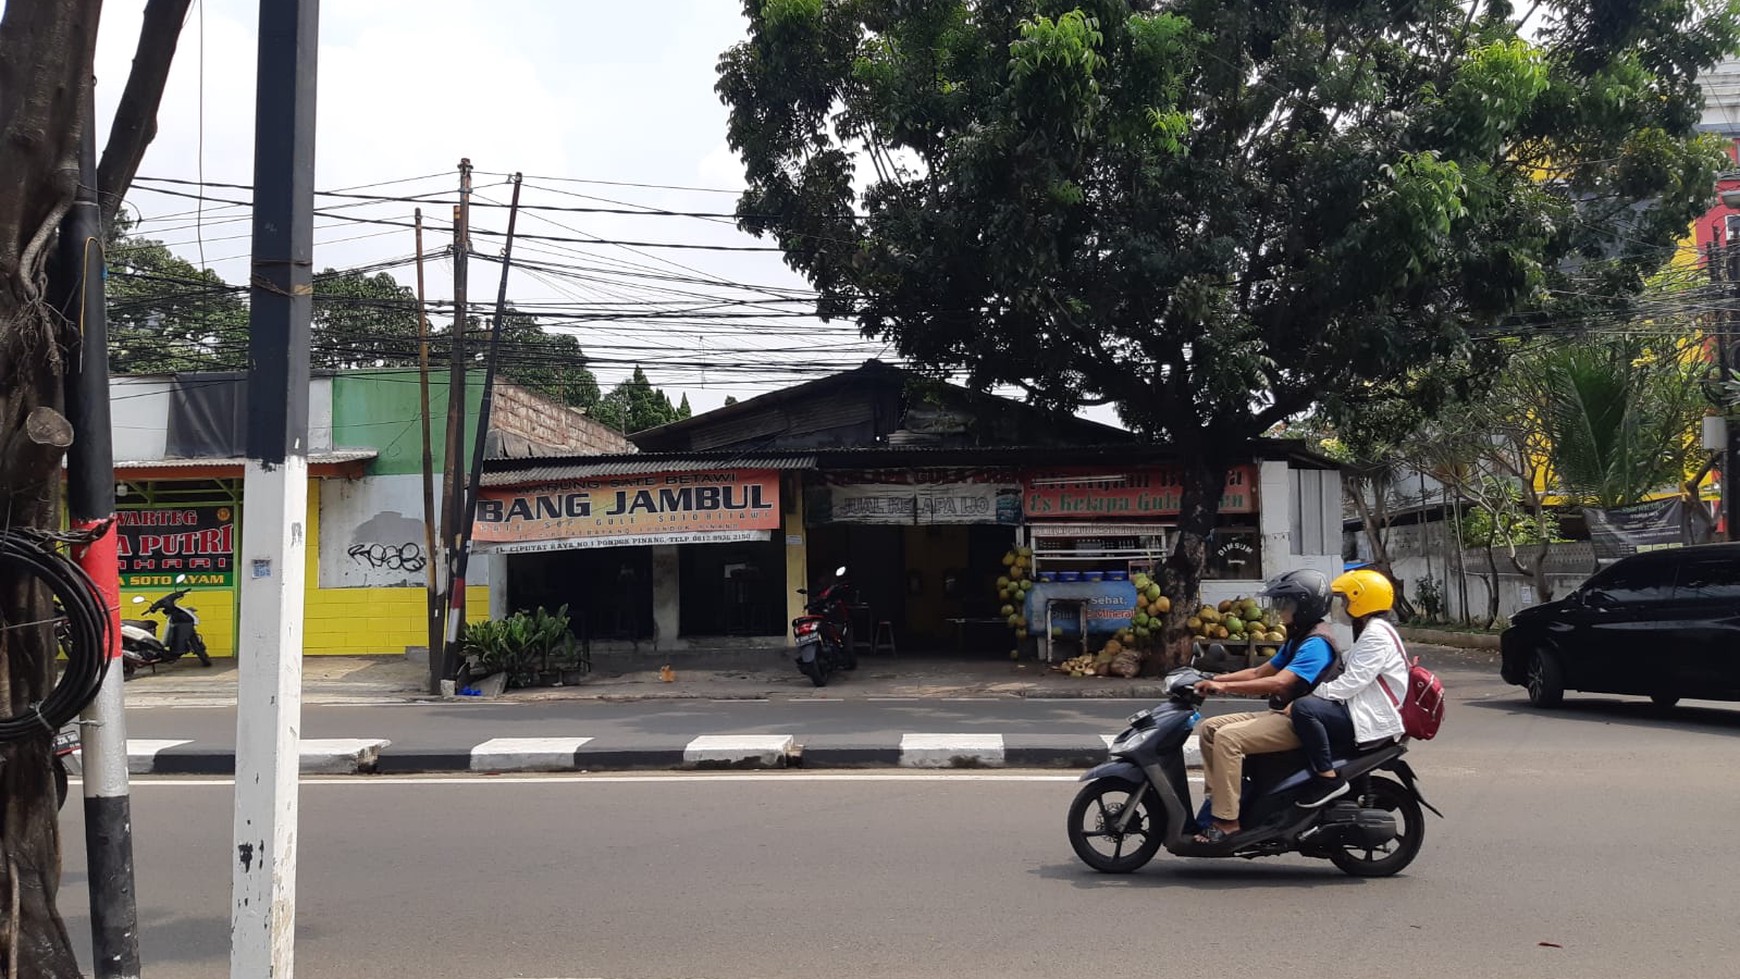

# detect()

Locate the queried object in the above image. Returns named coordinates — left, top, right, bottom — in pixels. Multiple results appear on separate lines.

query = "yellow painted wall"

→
left=303, top=479, right=488, bottom=655
left=121, top=479, right=488, bottom=657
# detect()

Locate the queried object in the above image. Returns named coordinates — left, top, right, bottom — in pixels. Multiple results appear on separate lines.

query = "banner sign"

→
left=475, top=469, right=781, bottom=547
left=483, top=530, right=773, bottom=555
left=116, top=505, right=236, bottom=587
left=1023, top=465, right=1259, bottom=519
left=1584, top=498, right=1713, bottom=560
left=808, top=482, right=1021, bottom=526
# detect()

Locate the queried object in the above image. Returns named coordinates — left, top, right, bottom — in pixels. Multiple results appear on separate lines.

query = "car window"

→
left=1583, top=557, right=1676, bottom=604
left=1672, top=554, right=1740, bottom=602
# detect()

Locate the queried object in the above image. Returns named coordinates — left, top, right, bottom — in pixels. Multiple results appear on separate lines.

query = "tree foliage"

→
left=719, top=0, right=1737, bottom=656
left=591, top=366, right=692, bottom=433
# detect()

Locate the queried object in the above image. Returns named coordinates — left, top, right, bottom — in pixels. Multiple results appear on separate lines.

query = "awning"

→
left=112, top=449, right=377, bottom=481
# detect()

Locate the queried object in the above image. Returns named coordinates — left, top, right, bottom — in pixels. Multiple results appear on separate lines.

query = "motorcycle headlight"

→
left=1111, top=727, right=1154, bottom=753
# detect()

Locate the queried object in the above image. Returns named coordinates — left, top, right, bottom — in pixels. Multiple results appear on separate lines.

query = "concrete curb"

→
left=1399, top=627, right=1502, bottom=651
left=105, top=734, right=1205, bottom=775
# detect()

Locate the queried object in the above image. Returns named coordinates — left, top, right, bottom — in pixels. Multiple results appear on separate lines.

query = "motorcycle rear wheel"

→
left=1067, top=778, right=1165, bottom=873
left=1327, top=777, right=1424, bottom=878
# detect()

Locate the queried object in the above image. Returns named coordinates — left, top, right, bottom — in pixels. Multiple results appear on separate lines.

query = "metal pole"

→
left=57, top=83, right=141, bottom=979
left=413, top=209, right=443, bottom=690
left=438, top=160, right=472, bottom=690
left=447, top=175, right=524, bottom=640
left=232, top=1, right=318, bottom=975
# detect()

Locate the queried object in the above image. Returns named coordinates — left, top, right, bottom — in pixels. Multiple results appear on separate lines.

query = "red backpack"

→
left=1373, top=621, right=1445, bottom=741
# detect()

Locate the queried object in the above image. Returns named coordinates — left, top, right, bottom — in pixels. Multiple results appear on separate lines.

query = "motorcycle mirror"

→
left=174, top=574, right=187, bottom=584
left=834, top=566, right=847, bottom=578
left=131, top=596, right=146, bottom=605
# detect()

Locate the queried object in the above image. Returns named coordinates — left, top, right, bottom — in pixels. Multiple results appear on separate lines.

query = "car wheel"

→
left=1526, top=647, right=1565, bottom=708
left=1650, top=693, right=1681, bottom=709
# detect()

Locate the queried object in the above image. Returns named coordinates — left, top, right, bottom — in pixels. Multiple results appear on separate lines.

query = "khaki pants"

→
left=1199, top=711, right=1301, bottom=821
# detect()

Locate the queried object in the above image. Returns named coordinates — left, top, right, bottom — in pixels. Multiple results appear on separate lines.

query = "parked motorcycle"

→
left=53, top=722, right=78, bottom=810
left=122, top=575, right=211, bottom=678
left=1066, top=658, right=1441, bottom=877
left=792, top=566, right=856, bottom=687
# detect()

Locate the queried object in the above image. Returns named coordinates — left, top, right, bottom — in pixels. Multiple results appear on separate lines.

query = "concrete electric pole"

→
left=232, top=1, right=318, bottom=976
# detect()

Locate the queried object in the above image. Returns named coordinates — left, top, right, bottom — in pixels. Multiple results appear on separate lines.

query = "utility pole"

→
left=1713, top=239, right=1736, bottom=542
left=448, top=176, right=524, bottom=642
left=55, top=84, right=141, bottom=979
left=437, top=159, right=472, bottom=693
left=233, top=1, right=318, bottom=976
left=413, top=210, right=442, bottom=684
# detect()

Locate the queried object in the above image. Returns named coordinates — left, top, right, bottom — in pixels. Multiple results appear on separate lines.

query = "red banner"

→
left=1022, top=465, right=1259, bottom=519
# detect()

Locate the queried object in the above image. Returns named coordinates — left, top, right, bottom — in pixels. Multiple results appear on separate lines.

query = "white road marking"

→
left=95, top=772, right=1208, bottom=787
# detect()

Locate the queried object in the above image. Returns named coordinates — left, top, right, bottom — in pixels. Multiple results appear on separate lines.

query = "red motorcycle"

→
left=792, top=566, right=856, bottom=687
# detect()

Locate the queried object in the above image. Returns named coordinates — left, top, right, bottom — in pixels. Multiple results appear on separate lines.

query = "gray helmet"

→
left=1258, top=569, right=1332, bottom=624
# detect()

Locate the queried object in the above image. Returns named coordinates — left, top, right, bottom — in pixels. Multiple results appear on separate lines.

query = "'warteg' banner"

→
left=116, top=505, right=236, bottom=587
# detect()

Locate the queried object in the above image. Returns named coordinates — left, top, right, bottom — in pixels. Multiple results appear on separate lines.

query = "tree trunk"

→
left=1482, top=528, right=1502, bottom=629
left=1157, top=454, right=1230, bottom=670
left=3, top=1, right=178, bottom=973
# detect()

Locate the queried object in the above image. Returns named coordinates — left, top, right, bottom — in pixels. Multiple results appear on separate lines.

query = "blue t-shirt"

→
left=1270, top=635, right=1332, bottom=685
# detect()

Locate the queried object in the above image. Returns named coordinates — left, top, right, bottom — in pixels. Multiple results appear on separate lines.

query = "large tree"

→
left=1, top=0, right=189, bottom=973
left=719, top=0, right=1737, bottom=661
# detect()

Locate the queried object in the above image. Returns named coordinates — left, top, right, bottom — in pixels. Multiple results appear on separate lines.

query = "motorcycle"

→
left=122, top=575, right=211, bottom=679
left=1066, top=658, right=1441, bottom=878
left=53, top=722, right=78, bottom=810
left=792, top=566, right=856, bottom=687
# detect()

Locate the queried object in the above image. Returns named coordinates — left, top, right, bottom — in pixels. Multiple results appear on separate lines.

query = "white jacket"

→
left=1314, top=617, right=1409, bottom=744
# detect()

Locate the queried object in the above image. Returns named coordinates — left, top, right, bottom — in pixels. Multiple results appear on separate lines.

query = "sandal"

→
left=1193, top=823, right=1237, bottom=844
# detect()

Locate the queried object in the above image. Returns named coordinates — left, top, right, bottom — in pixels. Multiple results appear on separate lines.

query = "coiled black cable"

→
left=0, top=527, right=111, bottom=742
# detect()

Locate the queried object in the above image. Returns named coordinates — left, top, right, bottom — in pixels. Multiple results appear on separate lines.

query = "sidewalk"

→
left=118, top=651, right=1197, bottom=708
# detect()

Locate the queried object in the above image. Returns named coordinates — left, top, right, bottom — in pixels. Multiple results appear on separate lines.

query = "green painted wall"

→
left=331, top=370, right=484, bottom=477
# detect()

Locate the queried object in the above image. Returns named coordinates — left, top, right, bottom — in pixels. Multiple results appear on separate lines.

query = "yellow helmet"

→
left=1331, top=569, right=1395, bottom=619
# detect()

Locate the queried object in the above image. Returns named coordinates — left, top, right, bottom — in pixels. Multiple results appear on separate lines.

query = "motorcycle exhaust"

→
left=1320, top=803, right=1398, bottom=849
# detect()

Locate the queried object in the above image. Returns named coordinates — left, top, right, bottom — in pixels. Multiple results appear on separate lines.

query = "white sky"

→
left=89, top=0, right=915, bottom=416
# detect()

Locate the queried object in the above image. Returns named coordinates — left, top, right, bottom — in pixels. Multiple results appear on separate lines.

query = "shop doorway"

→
left=807, top=523, right=1018, bottom=653
left=678, top=538, right=787, bottom=637
left=507, top=545, right=653, bottom=642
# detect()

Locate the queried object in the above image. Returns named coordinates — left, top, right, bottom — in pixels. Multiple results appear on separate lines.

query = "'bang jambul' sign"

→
left=475, top=469, right=781, bottom=551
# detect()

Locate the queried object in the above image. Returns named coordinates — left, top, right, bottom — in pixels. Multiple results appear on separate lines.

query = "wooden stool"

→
left=873, top=620, right=898, bottom=658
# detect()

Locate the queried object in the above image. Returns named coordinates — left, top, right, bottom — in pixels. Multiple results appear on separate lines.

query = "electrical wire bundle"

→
left=0, top=527, right=110, bottom=742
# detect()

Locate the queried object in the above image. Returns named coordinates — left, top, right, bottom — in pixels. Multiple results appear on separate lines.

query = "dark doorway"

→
left=507, top=546, right=653, bottom=642
left=678, top=538, right=787, bottom=636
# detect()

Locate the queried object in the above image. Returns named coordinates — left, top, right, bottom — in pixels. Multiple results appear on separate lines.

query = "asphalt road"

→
left=56, top=657, right=1740, bottom=978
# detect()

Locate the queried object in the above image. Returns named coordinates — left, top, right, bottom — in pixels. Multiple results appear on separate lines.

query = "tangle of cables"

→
left=0, top=528, right=111, bottom=742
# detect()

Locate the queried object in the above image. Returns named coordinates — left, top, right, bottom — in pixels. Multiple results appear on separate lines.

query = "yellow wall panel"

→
left=136, top=478, right=490, bottom=657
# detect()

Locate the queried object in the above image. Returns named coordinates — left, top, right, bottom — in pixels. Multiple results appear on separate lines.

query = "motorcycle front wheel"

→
left=54, top=757, right=68, bottom=811
left=1067, top=778, right=1165, bottom=873
left=192, top=634, right=211, bottom=667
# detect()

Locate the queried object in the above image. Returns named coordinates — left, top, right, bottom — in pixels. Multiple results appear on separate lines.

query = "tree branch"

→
left=96, top=0, right=194, bottom=231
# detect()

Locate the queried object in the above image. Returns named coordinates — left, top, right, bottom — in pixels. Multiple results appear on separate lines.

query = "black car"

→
left=1501, top=543, right=1740, bottom=708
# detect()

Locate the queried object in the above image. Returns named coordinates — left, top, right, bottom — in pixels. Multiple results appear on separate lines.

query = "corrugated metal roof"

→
left=113, top=449, right=378, bottom=469
left=482, top=453, right=816, bottom=487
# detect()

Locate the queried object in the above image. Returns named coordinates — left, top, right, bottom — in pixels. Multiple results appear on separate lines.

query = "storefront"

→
left=802, top=470, right=1024, bottom=649
left=476, top=467, right=802, bottom=649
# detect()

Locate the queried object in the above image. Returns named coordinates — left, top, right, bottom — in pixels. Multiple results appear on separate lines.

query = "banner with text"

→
left=1023, top=465, right=1259, bottom=519
left=808, top=482, right=1022, bottom=525
left=1584, top=498, right=1714, bottom=560
left=475, top=469, right=782, bottom=548
left=117, top=505, right=237, bottom=588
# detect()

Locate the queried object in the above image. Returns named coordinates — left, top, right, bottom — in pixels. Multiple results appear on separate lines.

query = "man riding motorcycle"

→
left=1191, top=569, right=1339, bottom=843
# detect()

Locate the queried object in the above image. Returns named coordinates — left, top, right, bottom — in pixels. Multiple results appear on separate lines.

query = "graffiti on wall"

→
left=347, top=541, right=427, bottom=573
